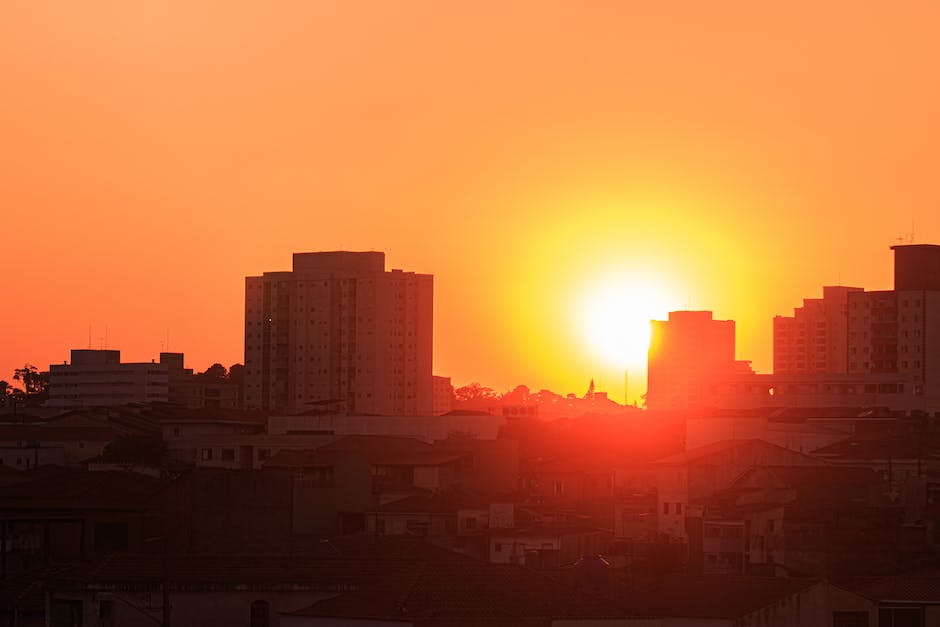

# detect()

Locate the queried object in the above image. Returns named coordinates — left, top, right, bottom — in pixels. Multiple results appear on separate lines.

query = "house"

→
left=832, top=574, right=940, bottom=627
left=0, top=470, right=168, bottom=576
left=44, top=554, right=419, bottom=627
left=652, top=439, right=825, bottom=540
left=697, top=466, right=918, bottom=577
left=488, top=526, right=611, bottom=568
left=0, top=425, right=120, bottom=469
left=264, top=449, right=373, bottom=535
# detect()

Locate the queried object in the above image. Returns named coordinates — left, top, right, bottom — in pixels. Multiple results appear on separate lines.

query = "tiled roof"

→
left=48, top=554, right=417, bottom=589
left=376, top=493, right=474, bottom=514
left=811, top=436, right=940, bottom=460
left=622, top=575, right=818, bottom=619
left=263, top=448, right=359, bottom=469
left=287, top=560, right=619, bottom=621
left=0, top=425, right=120, bottom=442
left=652, top=439, right=762, bottom=465
left=320, top=435, right=433, bottom=454
left=761, top=465, right=881, bottom=488
left=0, top=470, right=167, bottom=510
left=837, top=574, right=940, bottom=603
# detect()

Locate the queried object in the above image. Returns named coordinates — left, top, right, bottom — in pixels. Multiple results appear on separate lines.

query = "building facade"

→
left=846, top=245, right=940, bottom=408
left=244, top=251, right=433, bottom=415
left=773, top=285, right=862, bottom=375
left=47, top=350, right=170, bottom=407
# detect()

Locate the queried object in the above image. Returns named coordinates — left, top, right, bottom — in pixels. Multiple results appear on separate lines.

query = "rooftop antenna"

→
left=896, top=219, right=915, bottom=245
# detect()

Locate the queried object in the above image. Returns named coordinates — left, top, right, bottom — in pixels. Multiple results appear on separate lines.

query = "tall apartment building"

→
left=773, top=286, right=862, bottom=374
left=244, top=251, right=433, bottom=415
left=847, top=245, right=940, bottom=402
left=646, top=311, right=737, bottom=411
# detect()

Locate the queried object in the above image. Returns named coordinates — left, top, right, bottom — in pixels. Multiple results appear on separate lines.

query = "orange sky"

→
left=3, top=1, right=940, bottom=404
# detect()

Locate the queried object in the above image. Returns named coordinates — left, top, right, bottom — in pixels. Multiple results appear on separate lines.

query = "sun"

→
left=577, top=275, right=679, bottom=370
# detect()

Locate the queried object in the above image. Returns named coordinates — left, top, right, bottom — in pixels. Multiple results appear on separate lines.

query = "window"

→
left=201, top=448, right=212, bottom=461
left=878, top=607, right=922, bottom=627
left=94, top=522, right=129, bottom=552
left=495, top=542, right=503, bottom=552
left=663, top=502, right=670, bottom=515
left=257, top=449, right=271, bottom=462
left=99, top=600, right=115, bottom=627
left=250, top=600, right=271, bottom=627
left=676, top=503, right=683, bottom=515
left=465, top=517, right=477, bottom=530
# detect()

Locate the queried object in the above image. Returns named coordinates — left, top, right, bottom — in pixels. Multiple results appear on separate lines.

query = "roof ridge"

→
left=396, top=561, right=428, bottom=616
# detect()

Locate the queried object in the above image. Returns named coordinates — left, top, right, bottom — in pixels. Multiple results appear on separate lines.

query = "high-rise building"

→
left=646, top=311, right=737, bottom=411
left=773, top=286, right=862, bottom=375
left=847, top=245, right=940, bottom=403
left=244, top=251, right=433, bottom=415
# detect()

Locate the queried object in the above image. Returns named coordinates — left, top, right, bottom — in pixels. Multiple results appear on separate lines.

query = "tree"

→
left=12, top=364, right=48, bottom=402
left=195, top=363, right=227, bottom=382
left=454, top=382, right=498, bottom=403
left=0, top=380, right=19, bottom=407
left=227, top=363, right=244, bottom=386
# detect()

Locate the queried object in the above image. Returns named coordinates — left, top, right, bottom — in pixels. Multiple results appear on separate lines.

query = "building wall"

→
left=292, top=455, right=373, bottom=536
left=0, top=445, right=66, bottom=469
left=774, top=286, right=861, bottom=375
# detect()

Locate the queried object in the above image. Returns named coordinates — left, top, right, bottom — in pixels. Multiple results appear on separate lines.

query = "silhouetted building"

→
left=646, top=311, right=737, bottom=411
left=774, top=285, right=862, bottom=374
left=244, top=251, right=433, bottom=415
left=162, top=352, right=241, bottom=409
left=47, top=350, right=171, bottom=407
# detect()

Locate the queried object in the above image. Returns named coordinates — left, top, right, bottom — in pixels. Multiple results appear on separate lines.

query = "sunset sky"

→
left=3, top=1, right=940, bottom=403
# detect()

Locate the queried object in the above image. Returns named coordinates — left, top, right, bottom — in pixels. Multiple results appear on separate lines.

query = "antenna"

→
left=897, top=219, right=915, bottom=245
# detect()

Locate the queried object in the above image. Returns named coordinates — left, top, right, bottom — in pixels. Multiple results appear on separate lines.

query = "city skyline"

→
left=4, top=2, right=940, bottom=403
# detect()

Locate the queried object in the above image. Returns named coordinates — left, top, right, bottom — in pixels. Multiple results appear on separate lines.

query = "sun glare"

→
left=577, top=276, right=679, bottom=370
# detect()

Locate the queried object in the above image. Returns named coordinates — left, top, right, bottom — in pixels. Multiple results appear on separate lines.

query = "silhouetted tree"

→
left=0, top=380, right=21, bottom=407
left=502, top=384, right=531, bottom=404
left=227, top=363, right=244, bottom=385
left=100, top=435, right=168, bottom=466
left=196, top=363, right=227, bottom=381
left=454, top=382, right=498, bottom=403
left=12, top=364, right=48, bottom=402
